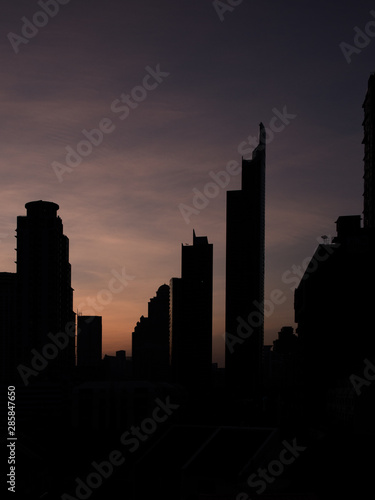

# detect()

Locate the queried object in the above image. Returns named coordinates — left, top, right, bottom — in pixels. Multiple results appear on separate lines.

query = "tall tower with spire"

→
left=225, top=123, right=266, bottom=399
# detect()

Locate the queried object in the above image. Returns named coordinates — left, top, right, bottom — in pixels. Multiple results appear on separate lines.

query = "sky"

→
left=0, top=0, right=374, bottom=366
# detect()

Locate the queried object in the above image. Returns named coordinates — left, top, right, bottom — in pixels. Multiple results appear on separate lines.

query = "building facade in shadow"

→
left=294, top=75, right=375, bottom=429
left=225, top=123, right=266, bottom=399
left=294, top=215, right=375, bottom=424
left=77, top=315, right=102, bottom=375
left=170, top=231, right=213, bottom=389
left=16, top=200, right=75, bottom=379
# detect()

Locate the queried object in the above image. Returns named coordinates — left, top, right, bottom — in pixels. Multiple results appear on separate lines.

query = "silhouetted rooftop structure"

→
left=25, top=200, right=59, bottom=218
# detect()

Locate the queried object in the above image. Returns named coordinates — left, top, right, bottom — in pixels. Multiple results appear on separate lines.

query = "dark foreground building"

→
left=225, top=123, right=266, bottom=399
left=295, top=216, right=375, bottom=424
left=294, top=75, right=375, bottom=428
left=16, top=200, right=75, bottom=378
left=170, top=231, right=213, bottom=389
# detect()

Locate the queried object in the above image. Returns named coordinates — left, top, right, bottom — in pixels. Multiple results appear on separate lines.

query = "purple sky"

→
left=1, top=0, right=374, bottom=366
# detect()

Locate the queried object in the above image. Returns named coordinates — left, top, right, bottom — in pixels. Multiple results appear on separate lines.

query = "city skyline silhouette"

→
left=1, top=2, right=374, bottom=369
left=1, top=1, right=375, bottom=498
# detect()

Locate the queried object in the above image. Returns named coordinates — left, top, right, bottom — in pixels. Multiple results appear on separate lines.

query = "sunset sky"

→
left=1, top=0, right=374, bottom=366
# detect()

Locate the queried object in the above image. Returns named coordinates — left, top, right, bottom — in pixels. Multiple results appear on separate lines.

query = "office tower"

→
left=295, top=216, right=375, bottom=384
left=16, top=201, right=75, bottom=375
left=363, top=73, right=375, bottom=228
left=294, top=216, right=375, bottom=429
left=77, top=315, right=102, bottom=367
left=225, top=123, right=266, bottom=398
left=0, top=272, right=17, bottom=382
left=132, top=284, right=170, bottom=381
left=170, top=231, right=213, bottom=388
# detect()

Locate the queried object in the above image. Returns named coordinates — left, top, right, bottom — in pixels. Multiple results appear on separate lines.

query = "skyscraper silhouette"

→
left=225, top=123, right=266, bottom=399
left=294, top=216, right=375, bottom=425
left=294, top=75, right=375, bottom=426
left=170, top=231, right=213, bottom=388
left=16, top=201, right=75, bottom=377
left=363, top=73, right=375, bottom=228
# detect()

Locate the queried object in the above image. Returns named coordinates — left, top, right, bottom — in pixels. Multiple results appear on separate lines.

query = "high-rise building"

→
left=363, top=73, right=375, bottom=228
left=294, top=216, right=375, bottom=426
left=295, top=216, right=375, bottom=382
left=170, top=231, right=213, bottom=388
left=16, top=201, right=75, bottom=376
left=0, top=272, right=17, bottom=382
left=225, top=123, right=266, bottom=398
left=132, top=284, right=170, bottom=381
left=77, top=315, right=102, bottom=368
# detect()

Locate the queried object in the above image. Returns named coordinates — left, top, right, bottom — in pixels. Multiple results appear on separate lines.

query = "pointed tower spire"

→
left=259, top=121, right=266, bottom=147
left=252, top=122, right=266, bottom=159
